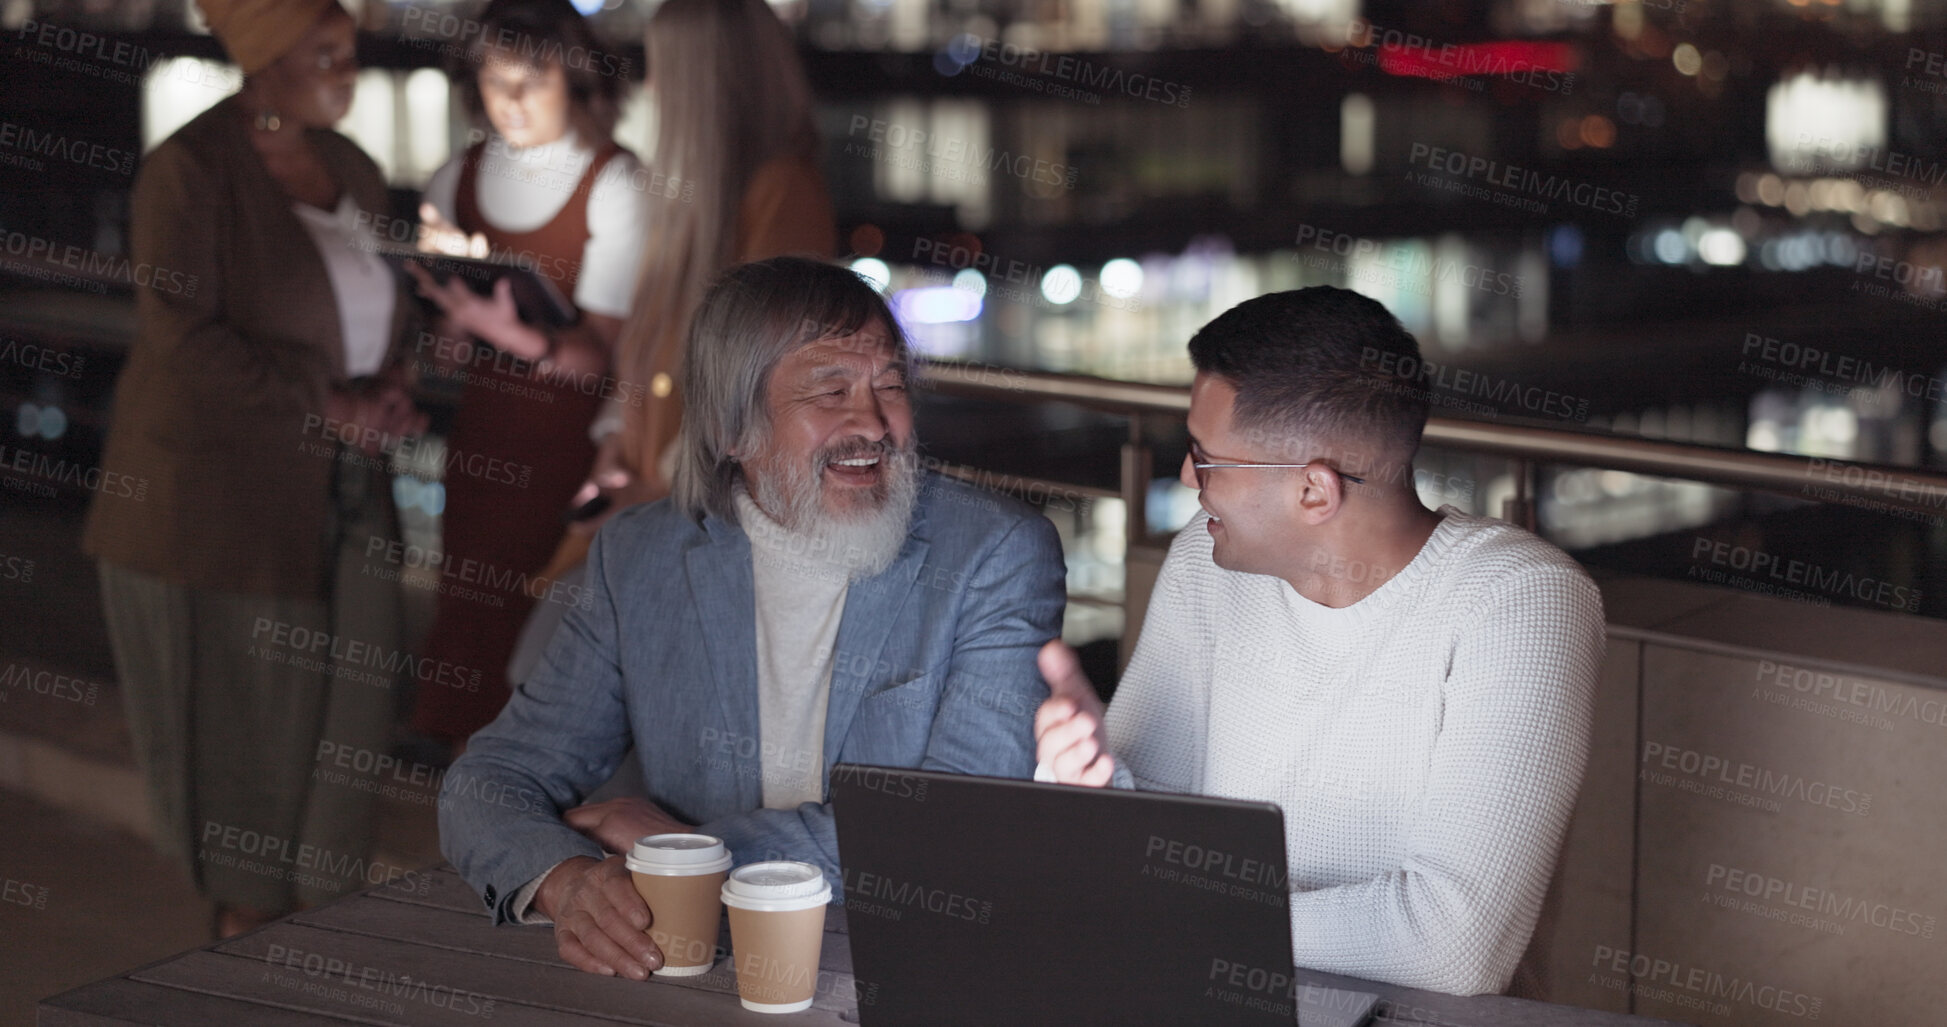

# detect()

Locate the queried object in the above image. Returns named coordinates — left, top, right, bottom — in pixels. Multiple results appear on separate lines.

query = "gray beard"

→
left=749, top=446, right=920, bottom=582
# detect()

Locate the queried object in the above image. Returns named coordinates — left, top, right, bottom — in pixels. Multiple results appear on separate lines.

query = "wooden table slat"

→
left=194, top=917, right=859, bottom=1025
left=129, top=950, right=583, bottom=1026
left=37, top=975, right=392, bottom=1027
left=364, top=867, right=490, bottom=916
left=295, top=892, right=563, bottom=964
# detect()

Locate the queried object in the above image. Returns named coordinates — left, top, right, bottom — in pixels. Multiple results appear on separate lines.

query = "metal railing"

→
left=920, top=361, right=1947, bottom=541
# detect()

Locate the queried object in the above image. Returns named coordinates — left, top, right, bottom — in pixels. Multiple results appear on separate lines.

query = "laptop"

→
left=830, top=764, right=1379, bottom=1027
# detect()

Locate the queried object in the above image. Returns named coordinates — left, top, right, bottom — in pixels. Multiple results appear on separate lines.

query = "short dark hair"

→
left=452, top=0, right=622, bottom=143
left=1187, top=286, right=1429, bottom=466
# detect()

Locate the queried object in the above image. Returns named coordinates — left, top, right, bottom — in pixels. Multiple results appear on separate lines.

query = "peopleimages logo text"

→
left=1145, top=835, right=1288, bottom=890
left=200, top=821, right=432, bottom=893
left=1345, top=20, right=1575, bottom=94
left=262, top=943, right=495, bottom=1018
left=1755, top=659, right=1947, bottom=728
left=1360, top=347, right=1589, bottom=421
left=1705, top=863, right=1936, bottom=939
left=0, top=444, right=149, bottom=500
left=0, top=553, right=33, bottom=583
left=0, top=120, right=134, bottom=174
left=955, top=34, right=1191, bottom=107
left=1794, top=134, right=1947, bottom=189
left=397, top=5, right=630, bottom=79
left=0, top=233, right=198, bottom=296
left=1691, top=537, right=1922, bottom=612
left=0, top=662, right=101, bottom=705
left=842, top=866, right=992, bottom=923
left=1741, top=332, right=1947, bottom=400
left=299, top=414, right=533, bottom=489
left=362, top=537, right=591, bottom=610
left=1590, top=946, right=1821, bottom=1019
left=1294, top=224, right=1522, bottom=297
left=1406, top=144, right=1640, bottom=217
left=0, top=338, right=85, bottom=378
left=845, top=116, right=1076, bottom=190
left=1641, top=740, right=1872, bottom=816
left=249, top=617, right=482, bottom=693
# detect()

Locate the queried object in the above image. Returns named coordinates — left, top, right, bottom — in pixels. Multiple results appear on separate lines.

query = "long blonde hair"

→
left=617, top=0, right=819, bottom=481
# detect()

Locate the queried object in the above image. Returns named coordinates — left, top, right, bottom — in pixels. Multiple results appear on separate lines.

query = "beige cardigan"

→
left=84, top=95, right=415, bottom=598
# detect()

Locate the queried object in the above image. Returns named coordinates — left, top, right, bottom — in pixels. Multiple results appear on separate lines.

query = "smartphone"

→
left=564, top=493, right=612, bottom=524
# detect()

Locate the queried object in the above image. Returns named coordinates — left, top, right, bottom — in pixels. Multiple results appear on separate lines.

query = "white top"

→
left=422, top=130, right=648, bottom=319
left=292, top=195, right=395, bottom=377
left=735, top=489, right=851, bottom=811
left=1103, top=506, right=1605, bottom=996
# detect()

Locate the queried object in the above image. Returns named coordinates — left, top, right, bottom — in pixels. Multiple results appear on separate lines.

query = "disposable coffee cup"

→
left=721, top=861, right=832, bottom=1013
left=626, top=834, right=733, bottom=977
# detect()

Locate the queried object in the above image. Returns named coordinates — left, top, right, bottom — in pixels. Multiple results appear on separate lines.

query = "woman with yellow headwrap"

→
left=83, top=0, right=426, bottom=938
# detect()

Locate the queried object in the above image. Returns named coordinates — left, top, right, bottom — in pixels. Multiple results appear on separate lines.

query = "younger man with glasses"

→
left=1035, top=287, right=1604, bottom=996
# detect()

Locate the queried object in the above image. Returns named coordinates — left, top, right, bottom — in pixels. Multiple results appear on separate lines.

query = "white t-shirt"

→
left=422, top=130, right=648, bottom=319
left=1104, top=506, right=1606, bottom=996
left=292, top=195, right=395, bottom=377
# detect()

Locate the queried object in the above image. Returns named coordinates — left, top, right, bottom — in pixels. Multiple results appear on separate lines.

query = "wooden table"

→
left=40, top=865, right=1685, bottom=1026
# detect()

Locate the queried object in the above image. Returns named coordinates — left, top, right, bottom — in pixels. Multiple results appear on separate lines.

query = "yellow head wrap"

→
left=196, top=0, right=342, bottom=76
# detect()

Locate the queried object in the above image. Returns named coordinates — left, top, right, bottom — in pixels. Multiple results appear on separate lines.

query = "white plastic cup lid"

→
left=626, top=833, right=732, bottom=875
left=721, top=861, right=831, bottom=909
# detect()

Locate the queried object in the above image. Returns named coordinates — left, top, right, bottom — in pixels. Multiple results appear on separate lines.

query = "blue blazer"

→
left=440, top=472, right=1066, bottom=923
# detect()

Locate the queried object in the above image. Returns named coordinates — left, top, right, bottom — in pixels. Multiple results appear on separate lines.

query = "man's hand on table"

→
left=534, top=799, right=698, bottom=977
left=535, top=856, right=663, bottom=978
left=565, top=797, right=694, bottom=854
left=1033, top=640, right=1117, bottom=787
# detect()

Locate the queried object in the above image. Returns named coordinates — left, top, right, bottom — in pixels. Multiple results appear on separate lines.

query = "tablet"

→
left=379, top=247, right=577, bottom=328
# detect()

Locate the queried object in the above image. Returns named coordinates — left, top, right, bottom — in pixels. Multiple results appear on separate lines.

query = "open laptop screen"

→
left=832, top=764, right=1314, bottom=1027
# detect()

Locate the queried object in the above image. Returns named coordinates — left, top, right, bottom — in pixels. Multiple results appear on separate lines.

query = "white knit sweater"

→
left=1104, top=506, right=1604, bottom=996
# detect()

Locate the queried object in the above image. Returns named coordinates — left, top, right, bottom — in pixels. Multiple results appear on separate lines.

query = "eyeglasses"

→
left=1187, top=439, right=1366, bottom=490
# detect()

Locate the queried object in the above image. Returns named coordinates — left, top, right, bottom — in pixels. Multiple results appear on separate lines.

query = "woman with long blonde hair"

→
left=612, top=0, right=835, bottom=487
left=513, top=0, right=836, bottom=695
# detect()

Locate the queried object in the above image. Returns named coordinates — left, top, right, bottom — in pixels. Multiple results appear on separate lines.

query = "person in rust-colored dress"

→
left=405, top=0, right=646, bottom=750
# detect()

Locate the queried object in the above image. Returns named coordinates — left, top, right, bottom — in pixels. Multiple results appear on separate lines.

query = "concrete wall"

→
left=1524, top=575, right=1947, bottom=1025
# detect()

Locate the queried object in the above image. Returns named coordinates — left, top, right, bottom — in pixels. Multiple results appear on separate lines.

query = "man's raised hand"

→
left=1033, top=640, right=1116, bottom=787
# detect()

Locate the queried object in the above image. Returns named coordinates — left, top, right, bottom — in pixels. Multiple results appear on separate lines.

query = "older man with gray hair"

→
left=440, top=256, right=1066, bottom=979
